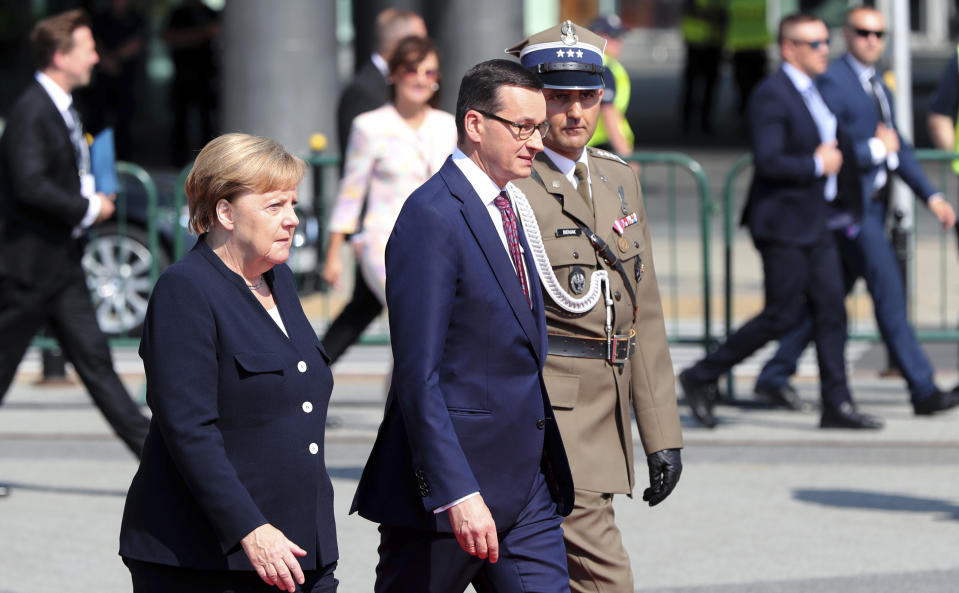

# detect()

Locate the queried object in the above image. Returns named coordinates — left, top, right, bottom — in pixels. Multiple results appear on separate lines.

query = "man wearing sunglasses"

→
left=754, top=5, right=959, bottom=418
left=680, top=14, right=881, bottom=430
left=507, top=21, right=683, bottom=593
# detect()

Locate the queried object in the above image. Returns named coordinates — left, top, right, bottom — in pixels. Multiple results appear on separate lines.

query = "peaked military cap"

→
left=505, top=20, right=606, bottom=90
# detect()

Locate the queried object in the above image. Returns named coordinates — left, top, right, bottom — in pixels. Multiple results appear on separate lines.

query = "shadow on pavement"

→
left=0, top=481, right=127, bottom=498
left=794, top=488, right=959, bottom=520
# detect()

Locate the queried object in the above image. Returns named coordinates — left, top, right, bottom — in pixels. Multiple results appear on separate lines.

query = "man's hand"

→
left=928, top=197, right=956, bottom=229
left=240, top=523, right=307, bottom=592
left=642, top=448, right=682, bottom=507
left=447, top=494, right=499, bottom=563
left=814, top=140, right=843, bottom=176
left=95, top=192, right=116, bottom=223
left=875, top=122, right=900, bottom=155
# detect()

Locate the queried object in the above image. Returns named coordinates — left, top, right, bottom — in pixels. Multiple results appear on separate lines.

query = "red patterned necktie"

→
left=493, top=191, right=531, bottom=308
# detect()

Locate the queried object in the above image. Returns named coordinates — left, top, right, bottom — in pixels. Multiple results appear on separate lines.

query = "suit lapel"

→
left=588, top=154, right=626, bottom=235
left=532, top=154, right=594, bottom=227
left=30, top=81, right=73, bottom=149
left=439, top=161, right=543, bottom=360
left=777, top=70, right=820, bottom=145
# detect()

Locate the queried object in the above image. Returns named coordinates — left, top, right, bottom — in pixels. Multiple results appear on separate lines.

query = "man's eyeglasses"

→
left=852, top=27, right=885, bottom=40
left=476, top=110, right=551, bottom=141
left=791, top=38, right=829, bottom=50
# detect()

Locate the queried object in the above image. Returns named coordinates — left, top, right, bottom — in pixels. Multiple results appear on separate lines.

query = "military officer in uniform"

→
left=507, top=22, right=684, bottom=593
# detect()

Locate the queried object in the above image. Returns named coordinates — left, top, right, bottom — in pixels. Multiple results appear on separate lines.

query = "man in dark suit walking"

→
left=321, top=8, right=427, bottom=363
left=679, top=14, right=882, bottom=430
left=753, top=5, right=959, bottom=417
left=0, top=9, right=150, bottom=458
left=351, top=59, right=574, bottom=592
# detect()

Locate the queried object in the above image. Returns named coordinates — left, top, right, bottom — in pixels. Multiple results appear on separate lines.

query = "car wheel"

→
left=82, top=222, right=170, bottom=336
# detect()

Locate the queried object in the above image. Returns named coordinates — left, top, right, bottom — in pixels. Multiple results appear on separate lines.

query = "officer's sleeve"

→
left=627, top=171, right=684, bottom=454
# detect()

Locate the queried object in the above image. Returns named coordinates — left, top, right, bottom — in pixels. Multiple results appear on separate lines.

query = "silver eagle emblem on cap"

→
left=560, top=20, right=578, bottom=45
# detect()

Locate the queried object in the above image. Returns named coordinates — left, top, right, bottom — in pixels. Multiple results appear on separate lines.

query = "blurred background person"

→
left=322, top=8, right=427, bottom=365
left=726, top=0, right=770, bottom=119
left=587, top=14, right=635, bottom=159
left=755, top=6, right=959, bottom=417
left=163, top=0, right=220, bottom=166
left=679, top=0, right=727, bottom=135
left=0, top=9, right=149, bottom=459
left=680, top=14, right=882, bottom=430
left=323, top=36, right=455, bottom=306
left=119, top=134, right=339, bottom=593
left=86, top=0, right=146, bottom=160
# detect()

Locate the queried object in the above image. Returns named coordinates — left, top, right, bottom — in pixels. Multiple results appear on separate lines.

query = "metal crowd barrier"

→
left=628, top=152, right=714, bottom=348
left=306, top=151, right=716, bottom=349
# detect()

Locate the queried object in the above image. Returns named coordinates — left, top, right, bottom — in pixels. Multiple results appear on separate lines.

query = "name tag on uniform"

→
left=555, top=228, right=581, bottom=238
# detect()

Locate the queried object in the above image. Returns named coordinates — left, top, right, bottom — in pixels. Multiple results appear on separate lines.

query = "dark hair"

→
left=777, top=13, right=821, bottom=45
left=30, top=9, right=90, bottom=70
left=388, top=35, right=441, bottom=108
left=454, top=59, right=543, bottom=144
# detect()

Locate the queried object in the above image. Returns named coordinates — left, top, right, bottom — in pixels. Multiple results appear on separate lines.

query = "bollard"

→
left=36, top=346, right=73, bottom=386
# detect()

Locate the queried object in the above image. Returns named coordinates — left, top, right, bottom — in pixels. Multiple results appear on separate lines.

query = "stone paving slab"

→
left=2, top=345, right=958, bottom=593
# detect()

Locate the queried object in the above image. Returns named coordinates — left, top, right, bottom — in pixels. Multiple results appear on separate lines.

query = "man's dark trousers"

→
left=373, top=471, right=567, bottom=593
left=0, top=266, right=148, bottom=455
left=684, top=231, right=851, bottom=408
left=757, top=198, right=938, bottom=403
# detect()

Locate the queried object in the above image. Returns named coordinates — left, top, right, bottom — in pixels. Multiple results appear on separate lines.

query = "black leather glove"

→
left=642, top=448, right=682, bottom=507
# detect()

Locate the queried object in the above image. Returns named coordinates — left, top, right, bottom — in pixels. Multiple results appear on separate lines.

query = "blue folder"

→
left=90, top=128, right=118, bottom=195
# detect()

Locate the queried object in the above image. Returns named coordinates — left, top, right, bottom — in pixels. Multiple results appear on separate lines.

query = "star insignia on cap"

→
left=576, top=49, right=583, bottom=58
left=556, top=49, right=565, bottom=57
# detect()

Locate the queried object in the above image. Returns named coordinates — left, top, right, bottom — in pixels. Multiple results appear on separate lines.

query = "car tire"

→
left=82, top=222, right=170, bottom=336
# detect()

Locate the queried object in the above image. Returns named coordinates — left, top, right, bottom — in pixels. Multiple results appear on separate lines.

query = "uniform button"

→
left=614, top=291, right=622, bottom=301
left=308, top=442, right=319, bottom=455
left=536, top=419, right=546, bottom=429
left=297, top=361, right=307, bottom=373
left=572, top=251, right=579, bottom=259
left=634, top=241, right=640, bottom=248
left=302, top=401, right=313, bottom=413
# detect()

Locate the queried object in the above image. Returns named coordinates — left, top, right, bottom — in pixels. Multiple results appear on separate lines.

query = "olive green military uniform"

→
left=513, top=148, right=683, bottom=592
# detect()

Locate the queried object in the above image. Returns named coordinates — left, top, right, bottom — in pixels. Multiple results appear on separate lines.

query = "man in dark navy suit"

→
left=0, top=9, right=149, bottom=458
left=679, top=14, right=882, bottom=430
left=351, top=59, right=574, bottom=593
left=754, top=5, right=959, bottom=417
left=321, top=9, right=427, bottom=365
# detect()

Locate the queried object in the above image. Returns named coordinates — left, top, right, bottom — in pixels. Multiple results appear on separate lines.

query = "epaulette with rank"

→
left=586, top=146, right=628, bottom=166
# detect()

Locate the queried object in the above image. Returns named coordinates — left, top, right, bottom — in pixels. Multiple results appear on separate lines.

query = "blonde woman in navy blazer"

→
left=119, top=134, right=338, bottom=593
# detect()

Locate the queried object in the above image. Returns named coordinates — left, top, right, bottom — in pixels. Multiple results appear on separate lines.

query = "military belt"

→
left=547, top=330, right=636, bottom=365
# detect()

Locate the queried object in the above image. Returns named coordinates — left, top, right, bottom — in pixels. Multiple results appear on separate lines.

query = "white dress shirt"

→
left=34, top=71, right=101, bottom=229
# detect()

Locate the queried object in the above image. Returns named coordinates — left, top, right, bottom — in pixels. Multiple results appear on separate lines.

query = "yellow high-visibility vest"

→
left=680, top=0, right=725, bottom=46
left=726, top=0, right=770, bottom=52
left=589, top=56, right=634, bottom=149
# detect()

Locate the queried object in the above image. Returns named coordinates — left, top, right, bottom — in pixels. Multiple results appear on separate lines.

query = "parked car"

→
left=82, top=166, right=326, bottom=336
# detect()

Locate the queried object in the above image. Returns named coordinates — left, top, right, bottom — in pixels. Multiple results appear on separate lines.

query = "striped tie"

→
left=493, top=191, right=531, bottom=308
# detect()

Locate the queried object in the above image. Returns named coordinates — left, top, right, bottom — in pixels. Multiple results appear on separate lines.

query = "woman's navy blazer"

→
left=119, top=239, right=337, bottom=571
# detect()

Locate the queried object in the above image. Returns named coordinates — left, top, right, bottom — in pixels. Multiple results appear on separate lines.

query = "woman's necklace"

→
left=247, top=275, right=265, bottom=291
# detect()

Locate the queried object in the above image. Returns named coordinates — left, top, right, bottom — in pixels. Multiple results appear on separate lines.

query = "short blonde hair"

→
left=185, top=133, right=307, bottom=235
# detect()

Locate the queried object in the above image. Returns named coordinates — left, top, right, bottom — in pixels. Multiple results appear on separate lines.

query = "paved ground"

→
left=1, top=341, right=958, bottom=593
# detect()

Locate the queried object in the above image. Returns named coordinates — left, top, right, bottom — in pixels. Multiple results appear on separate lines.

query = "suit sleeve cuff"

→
left=433, top=491, right=479, bottom=514
left=79, top=193, right=101, bottom=229
left=868, top=137, right=888, bottom=164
